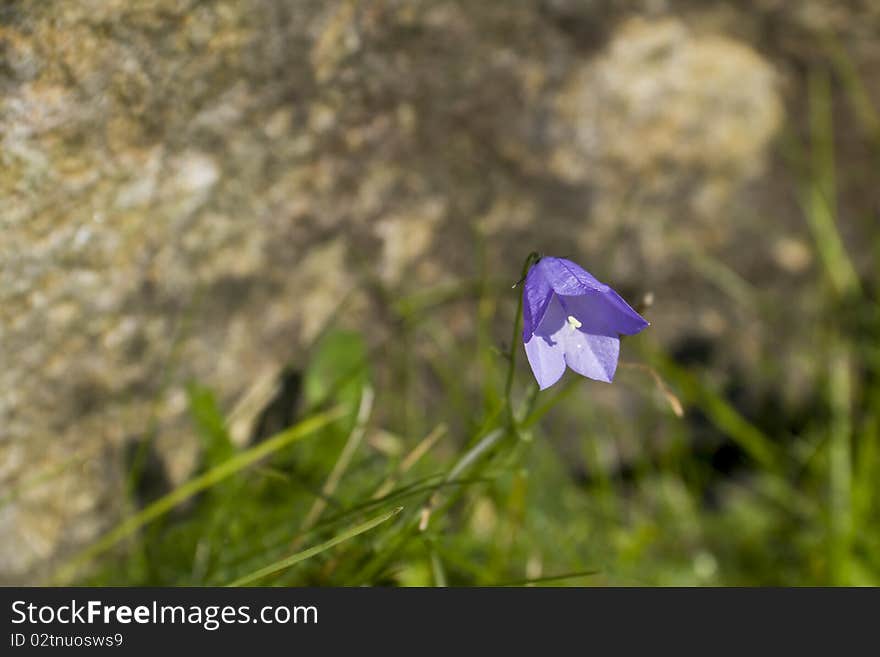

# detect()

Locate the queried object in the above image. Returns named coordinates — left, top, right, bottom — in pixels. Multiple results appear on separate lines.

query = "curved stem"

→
left=504, top=252, right=539, bottom=430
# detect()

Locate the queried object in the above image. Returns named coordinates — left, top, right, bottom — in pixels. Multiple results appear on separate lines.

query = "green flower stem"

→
left=504, top=252, right=539, bottom=431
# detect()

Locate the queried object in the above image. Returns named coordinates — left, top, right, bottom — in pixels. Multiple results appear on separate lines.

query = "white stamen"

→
left=567, top=315, right=582, bottom=330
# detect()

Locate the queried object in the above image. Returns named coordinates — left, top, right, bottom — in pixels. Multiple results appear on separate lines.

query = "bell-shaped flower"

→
left=522, top=257, right=649, bottom=389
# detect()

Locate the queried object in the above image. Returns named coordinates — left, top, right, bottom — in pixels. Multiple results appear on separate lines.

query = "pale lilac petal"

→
left=523, top=295, right=566, bottom=390
left=534, top=257, right=607, bottom=296
left=521, top=263, right=553, bottom=341
left=524, top=334, right=566, bottom=390
left=561, top=331, right=620, bottom=383
left=533, top=295, right=620, bottom=383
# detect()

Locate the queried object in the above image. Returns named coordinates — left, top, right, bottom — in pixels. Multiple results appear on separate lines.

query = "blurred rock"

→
left=0, top=0, right=877, bottom=582
left=550, top=16, right=782, bottom=271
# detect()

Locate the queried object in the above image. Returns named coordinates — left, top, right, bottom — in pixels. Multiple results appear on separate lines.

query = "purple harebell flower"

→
left=522, top=257, right=649, bottom=389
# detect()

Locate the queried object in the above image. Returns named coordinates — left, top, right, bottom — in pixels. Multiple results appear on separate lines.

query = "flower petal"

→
left=521, top=255, right=648, bottom=389
left=523, top=295, right=566, bottom=390
left=561, top=330, right=620, bottom=383
left=534, top=257, right=607, bottom=297
left=529, top=294, right=620, bottom=384
left=597, top=287, right=649, bottom=335
left=559, top=289, right=649, bottom=337
left=524, top=335, right=566, bottom=390
left=521, top=263, right=554, bottom=341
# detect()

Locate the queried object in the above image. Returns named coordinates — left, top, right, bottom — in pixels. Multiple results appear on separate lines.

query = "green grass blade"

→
left=828, top=341, right=853, bottom=584
left=495, top=569, right=599, bottom=587
left=228, top=506, right=403, bottom=586
left=448, top=428, right=506, bottom=481
left=187, top=383, right=235, bottom=466
left=297, top=385, right=374, bottom=543
left=642, top=343, right=781, bottom=469
left=824, top=36, right=880, bottom=149
left=53, top=406, right=345, bottom=584
left=805, top=68, right=862, bottom=298
left=430, top=547, right=448, bottom=587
